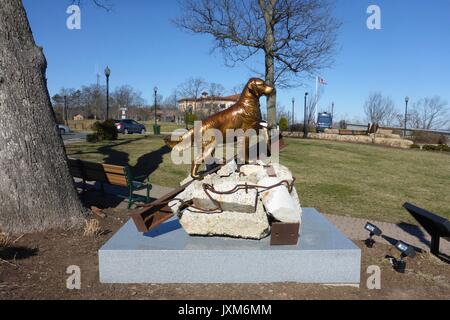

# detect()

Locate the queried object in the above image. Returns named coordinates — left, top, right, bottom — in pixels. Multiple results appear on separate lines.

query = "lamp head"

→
left=364, top=222, right=382, bottom=237
left=395, top=241, right=416, bottom=258
left=104, top=66, right=111, bottom=77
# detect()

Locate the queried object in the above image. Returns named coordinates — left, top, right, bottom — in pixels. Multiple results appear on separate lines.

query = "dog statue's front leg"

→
left=191, top=138, right=217, bottom=179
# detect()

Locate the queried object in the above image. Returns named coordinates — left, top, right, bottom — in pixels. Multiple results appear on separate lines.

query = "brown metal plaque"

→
left=270, top=222, right=300, bottom=246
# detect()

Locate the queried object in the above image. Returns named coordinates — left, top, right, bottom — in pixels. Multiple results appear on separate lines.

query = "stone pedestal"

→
left=99, top=208, right=361, bottom=284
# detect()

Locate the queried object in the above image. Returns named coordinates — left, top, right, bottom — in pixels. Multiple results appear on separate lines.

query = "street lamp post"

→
left=404, top=96, right=409, bottom=138
left=154, top=87, right=158, bottom=125
left=153, top=86, right=159, bottom=135
left=104, top=66, right=111, bottom=120
left=304, top=92, right=309, bottom=138
left=291, top=97, right=295, bottom=132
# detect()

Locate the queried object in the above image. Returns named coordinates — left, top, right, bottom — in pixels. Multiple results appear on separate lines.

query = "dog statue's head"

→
left=246, top=78, right=275, bottom=97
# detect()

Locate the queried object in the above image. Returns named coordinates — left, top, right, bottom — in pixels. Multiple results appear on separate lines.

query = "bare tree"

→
left=306, top=93, right=318, bottom=125
left=208, top=83, right=226, bottom=96
left=409, top=96, right=449, bottom=130
left=178, top=77, right=207, bottom=100
left=77, top=84, right=106, bottom=120
left=111, top=85, right=144, bottom=119
left=175, top=0, right=340, bottom=127
left=363, top=92, right=397, bottom=126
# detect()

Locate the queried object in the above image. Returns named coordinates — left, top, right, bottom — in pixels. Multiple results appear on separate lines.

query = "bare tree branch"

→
left=363, top=92, right=397, bottom=126
left=174, top=0, right=340, bottom=126
left=409, top=96, right=449, bottom=130
left=72, top=0, right=113, bottom=11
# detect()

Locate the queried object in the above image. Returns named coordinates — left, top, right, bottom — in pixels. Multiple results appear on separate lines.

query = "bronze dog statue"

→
left=165, top=78, right=275, bottom=179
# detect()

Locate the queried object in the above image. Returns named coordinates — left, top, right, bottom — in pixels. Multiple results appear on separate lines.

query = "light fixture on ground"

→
left=386, top=240, right=416, bottom=273
left=364, top=222, right=382, bottom=248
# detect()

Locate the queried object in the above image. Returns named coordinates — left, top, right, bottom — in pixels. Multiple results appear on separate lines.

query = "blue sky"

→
left=23, top=0, right=450, bottom=123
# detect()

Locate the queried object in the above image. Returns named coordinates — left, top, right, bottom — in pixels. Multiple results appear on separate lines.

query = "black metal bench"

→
left=403, top=202, right=450, bottom=256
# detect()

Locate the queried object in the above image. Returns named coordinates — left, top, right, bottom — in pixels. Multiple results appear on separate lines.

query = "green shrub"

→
left=423, top=145, right=438, bottom=151
left=279, top=117, right=289, bottom=131
left=185, top=113, right=197, bottom=125
left=410, top=144, right=420, bottom=149
left=87, top=120, right=118, bottom=142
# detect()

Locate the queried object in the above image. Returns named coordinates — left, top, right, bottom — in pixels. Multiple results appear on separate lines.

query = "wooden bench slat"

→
left=105, top=174, right=128, bottom=187
left=102, top=164, right=127, bottom=175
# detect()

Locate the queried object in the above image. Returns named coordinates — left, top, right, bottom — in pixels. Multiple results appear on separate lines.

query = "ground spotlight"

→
left=386, top=241, right=416, bottom=273
left=364, top=222, right=382, bottom=248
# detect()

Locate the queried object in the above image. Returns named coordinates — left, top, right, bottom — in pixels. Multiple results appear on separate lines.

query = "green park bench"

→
left=68, top=158, right=152, bottom=209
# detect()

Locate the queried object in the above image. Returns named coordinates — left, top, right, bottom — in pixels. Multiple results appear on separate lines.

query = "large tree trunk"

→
left=265, top=51, right=277, bottom=128
left=0, top=0, right=86, bottom=234
left=260, top=0, right=277, bottom=128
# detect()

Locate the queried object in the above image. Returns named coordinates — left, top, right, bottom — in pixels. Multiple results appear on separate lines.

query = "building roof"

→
left=178, top=94, right=240, bottom=103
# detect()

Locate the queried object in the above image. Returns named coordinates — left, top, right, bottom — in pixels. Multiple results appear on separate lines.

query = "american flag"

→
left=318, top=76, right=327, bottom=85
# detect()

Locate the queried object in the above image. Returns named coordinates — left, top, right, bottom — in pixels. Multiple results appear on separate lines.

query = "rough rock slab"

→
left=179, top=199, right=270, bottom=240
left=99, top=208, right=361, bottom=284
left=258, top=177, right=301, bottom=223
left=171, top=162, right=301, bottom=239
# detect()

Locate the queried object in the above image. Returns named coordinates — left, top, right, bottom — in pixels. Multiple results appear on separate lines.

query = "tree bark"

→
left=260, top=0, right=277, bottom=128
left=0, top=0, right=86, bottom=234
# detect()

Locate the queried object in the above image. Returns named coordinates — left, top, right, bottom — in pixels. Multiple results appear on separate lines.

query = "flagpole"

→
left=315, top=76, right=319, bottom=125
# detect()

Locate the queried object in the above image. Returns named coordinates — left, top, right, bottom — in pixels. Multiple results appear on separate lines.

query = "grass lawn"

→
left=66, top=135, right=450, bottom=224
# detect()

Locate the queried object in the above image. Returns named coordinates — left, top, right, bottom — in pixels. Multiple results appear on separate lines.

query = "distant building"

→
left=177, top=93, right=240, bottom=116
left=73, top=114, right=84, bottom=121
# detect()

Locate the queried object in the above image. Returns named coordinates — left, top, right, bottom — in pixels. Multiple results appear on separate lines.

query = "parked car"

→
left=56, top=124, right=70, bottom=135
left=114, top=119, right=146, bottom=134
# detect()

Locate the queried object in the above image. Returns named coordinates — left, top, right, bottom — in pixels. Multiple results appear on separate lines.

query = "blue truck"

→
left=316, top=112, right=333, bottom=133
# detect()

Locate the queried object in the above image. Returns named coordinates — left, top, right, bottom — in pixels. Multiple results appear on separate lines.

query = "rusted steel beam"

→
left=128, top=165, right=223, bottom=233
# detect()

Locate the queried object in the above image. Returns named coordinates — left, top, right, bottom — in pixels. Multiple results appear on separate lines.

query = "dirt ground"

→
left=1, top=205, right=449, bottom=300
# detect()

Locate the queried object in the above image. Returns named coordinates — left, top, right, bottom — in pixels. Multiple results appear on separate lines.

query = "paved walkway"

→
left=323, top=213, right=449, bottom=255
left=78, top=180, right=449, bottom=256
